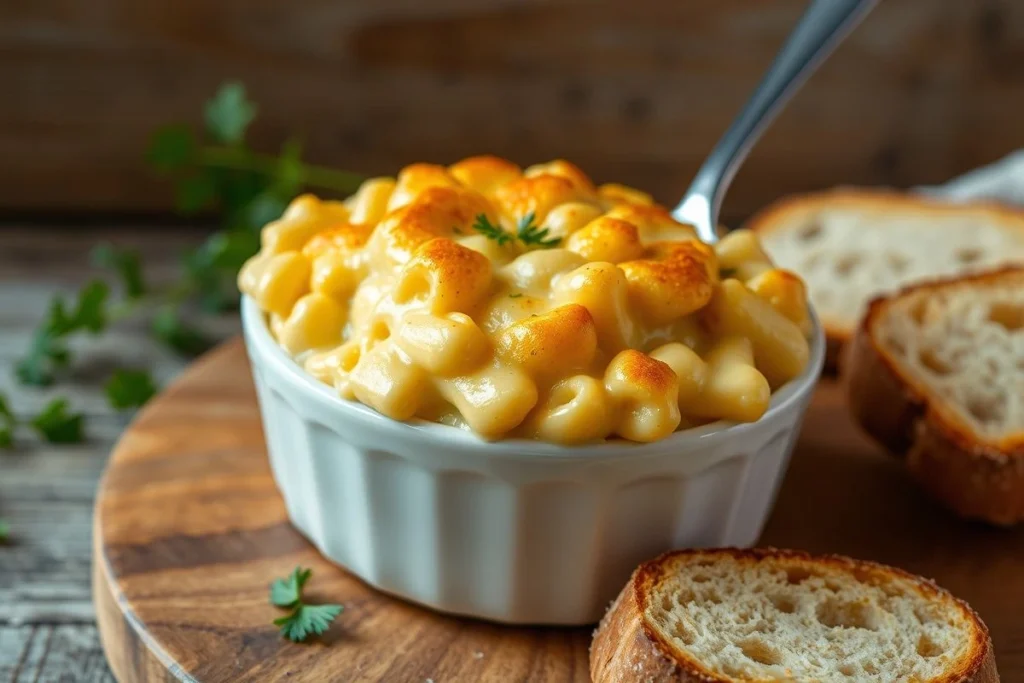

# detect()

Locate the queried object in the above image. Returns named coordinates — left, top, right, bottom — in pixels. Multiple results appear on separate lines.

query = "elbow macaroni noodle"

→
left=239, top=156, right=812, bottom=444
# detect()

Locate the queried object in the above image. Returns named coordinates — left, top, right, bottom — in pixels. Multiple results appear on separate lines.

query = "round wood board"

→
left=94, top=340, right=1024, bottom=683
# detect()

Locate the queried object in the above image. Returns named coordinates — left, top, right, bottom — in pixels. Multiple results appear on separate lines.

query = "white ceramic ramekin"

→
left=241, top=296, right=825, bottom=625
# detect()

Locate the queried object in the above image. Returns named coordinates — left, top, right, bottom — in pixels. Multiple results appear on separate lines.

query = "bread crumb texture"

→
left=875, top=270, right=1024, bottom=445
left=643, top=551, right=982, bottom=682
left=756, top=194, right=1024, bottom=332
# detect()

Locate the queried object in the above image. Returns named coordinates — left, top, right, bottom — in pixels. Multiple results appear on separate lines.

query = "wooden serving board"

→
left=94, top=340, right=1024, bottom=682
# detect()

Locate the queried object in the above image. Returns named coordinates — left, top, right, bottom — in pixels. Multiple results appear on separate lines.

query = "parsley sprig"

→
left=471, top=212, right=561, bottom=249
left=471, top=214, right=514, bottom=246
left=8, top=81, right=364, bottom=445
left=270, top=567, right=343, bottom=642
left=516, top=211, right=561, bottom=247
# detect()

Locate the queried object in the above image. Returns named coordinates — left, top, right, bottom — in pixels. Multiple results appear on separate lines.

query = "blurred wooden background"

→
left=3, top=0, right=1024, bottom=223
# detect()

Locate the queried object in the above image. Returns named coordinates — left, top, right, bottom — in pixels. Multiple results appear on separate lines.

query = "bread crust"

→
left=745, top=188, right=1024, bottom=374
left=846, top=267, right=1024, bottom=526
left=590, top=547, right=998, bottom=683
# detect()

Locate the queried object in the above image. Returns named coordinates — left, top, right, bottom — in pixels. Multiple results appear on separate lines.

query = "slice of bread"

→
left=747, top=189, right=1024, bottom=369
left=590, top=548, right=997, bottom=683
left=845, top=267, right=1024, bottom=525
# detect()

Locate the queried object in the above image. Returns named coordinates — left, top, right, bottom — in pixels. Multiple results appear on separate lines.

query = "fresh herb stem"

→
left=199, top=147, right=363, bottom=194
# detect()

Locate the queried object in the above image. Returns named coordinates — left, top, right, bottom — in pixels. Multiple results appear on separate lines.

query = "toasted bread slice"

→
left=845, top=267, right=1024, bottom=525
left=746, top=189, right=1024, bottom=369
left=590, top=548, right=997, bottom=683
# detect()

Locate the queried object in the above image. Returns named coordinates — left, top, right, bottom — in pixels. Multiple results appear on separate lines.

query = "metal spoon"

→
left=672, top=0, right=879, bottom=243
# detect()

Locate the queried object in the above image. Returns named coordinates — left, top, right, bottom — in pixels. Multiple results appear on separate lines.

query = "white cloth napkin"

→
left=915, top=150, right=1024, bottom=205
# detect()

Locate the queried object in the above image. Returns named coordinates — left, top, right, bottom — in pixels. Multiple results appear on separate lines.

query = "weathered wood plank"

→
left=0, top=626, right=115, bottom=682
left=2, top=1, right=1024, bottom=218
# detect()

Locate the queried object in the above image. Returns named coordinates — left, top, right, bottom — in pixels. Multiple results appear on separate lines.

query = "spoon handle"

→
left=672, top=0, right=878, bottom=242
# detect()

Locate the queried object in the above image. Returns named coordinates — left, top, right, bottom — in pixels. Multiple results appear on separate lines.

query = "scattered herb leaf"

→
left=92, top=245, right=146, bottom=299
left=147, top=124, right=196, bottom=173
left=274, top=605, right=344, bottom=643
left=204, top=81, right=257, bottom=145
left=269, top=566, right=343, bottom=642
left=508, top=293, right=523, bottom=299
left=152, top=309, right=214, bottom=356
left=0, top=520, right=8, bottom=543
left=270, top=566, right=312, bottom=608
left=0, top=394, right=15, bottom=448
left=516, top=212, right=561, bottom=248
left=105, top=370, right=158, bottom=410
left=472, top=214, right=514, bottom=246
left=30, top=399, right=84, bottom=444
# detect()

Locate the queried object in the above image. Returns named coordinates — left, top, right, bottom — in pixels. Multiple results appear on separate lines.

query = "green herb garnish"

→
left=472, top=214, right=514, bottom=246
left=270, top=566, right=343, bottom=642
left=12, top=81, right=364, bottom=432
left=0, top=395, right=15, bottom=448
left=516, top=211, right=561, bottom=248
left=508, top=293, right=523, bottom=299
left=31, top=399, right=85, bottom=444
left=105, top=370, right=158, bottom=410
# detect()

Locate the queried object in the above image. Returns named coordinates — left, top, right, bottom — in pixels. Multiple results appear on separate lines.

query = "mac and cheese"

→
left=239, top=156, right=811, bottom=444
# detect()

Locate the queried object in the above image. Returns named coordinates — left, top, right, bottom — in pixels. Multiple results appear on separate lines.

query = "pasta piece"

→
left=605, top=203, right=698, bottom=243
left=393, top=238, right=493, bottom=315
left=565, top=217, right=644, bottom=264
left=701, top=280, right=810, bottom=388
left=650, top=342, right=707, bottom=411
left=544, top=202, right=605, bottom=241
left=746, top=268, right=812, bottom=335
left=715, top=229, right=774, bottom=281
left=604, top=350, right=681, bottom=442
left=598, top=182, right=655, bottom=207
left=619, top=240, right=717, bottom=326
left=449, top=155, right=522, bottom=196
left=501, top=248, right=586, bottom=294
left=395, top=312, right=491, bottom=377
left=344, top=178, right=396, bottom=225
left=438, top=363, right=539, bottom=439
left=348, top=342, right=430, bottom=421
left=552, top=262, right=636, bottom=353
left=386, top=163, right=460, bottom=212
left=525, top=376, right=613, bottom=444
left=239, top=251, right=311, bottom=318
left=495, top=174, right=591, bottom=224
left=523, top=159, right=597, bottom=194
left=687, top=337, right=771, bottom=423
left=495, top=304, right=598, bottom=380
left=275, top=292, right=348, bottom=355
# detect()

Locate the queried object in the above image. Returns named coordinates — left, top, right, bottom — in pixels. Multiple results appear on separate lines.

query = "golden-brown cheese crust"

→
left=591, top=548, right=999, bottom=683
left=239, top=156, right=814, bottom=443
left=495, top=173, right=593, bottom=223
left=448, top=155, right=522, bottom=197
left=845, top=266, right=1024, bottom=525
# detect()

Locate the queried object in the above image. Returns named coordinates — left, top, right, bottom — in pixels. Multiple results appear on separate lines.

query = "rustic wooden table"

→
left=0, top=226, right=228, bottom=681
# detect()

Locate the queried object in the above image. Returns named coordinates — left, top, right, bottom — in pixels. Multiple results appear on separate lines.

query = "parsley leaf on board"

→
left=31, top=399, right=84, bottom=444
left=92, top=245, right=146, bottom=299
left=269, top=566, right=343, bottom=642
left=274, top=605, right=343, bottom=643
left=516, top=212, right=561, bottom=248
left=270, top=566, right=313, bottom=608
left=0, top=519, right=9, bottom=543
left=105, top=369, right=158, bottom=410
left=204, top=82, right=257, bottom=145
